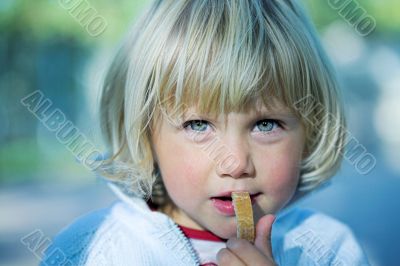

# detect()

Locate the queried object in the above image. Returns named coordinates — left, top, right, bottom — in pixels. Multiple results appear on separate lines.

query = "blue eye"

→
left=255, top=120, right=279, bottom=132
left=184, top=120, right=209, bottom=132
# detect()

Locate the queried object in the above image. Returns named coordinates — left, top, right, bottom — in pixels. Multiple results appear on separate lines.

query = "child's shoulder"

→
left=272, top=207, right=370, bottom=265
left=39, top=200, right=151, bottom=265
left=40, top=198, right=199, bottom=266
left=40, top=201, right=129, bottom=265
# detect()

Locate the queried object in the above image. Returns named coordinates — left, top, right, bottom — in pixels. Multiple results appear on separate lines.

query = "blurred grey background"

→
left=1, top=0, right=399, bottom=265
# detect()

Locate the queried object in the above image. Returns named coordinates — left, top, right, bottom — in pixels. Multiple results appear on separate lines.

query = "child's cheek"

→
left=162, top=148, right=208, bottom=197
left=180, top=151, right=210, bottom=188
left=262, top=150, right=301, bottom=206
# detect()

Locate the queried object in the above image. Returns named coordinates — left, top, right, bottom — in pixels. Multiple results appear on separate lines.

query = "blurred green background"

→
left=1, top=1, right=399, bottom=265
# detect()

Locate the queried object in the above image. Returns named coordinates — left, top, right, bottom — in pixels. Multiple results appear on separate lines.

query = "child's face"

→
left=151, top=102, right=305, bottom=239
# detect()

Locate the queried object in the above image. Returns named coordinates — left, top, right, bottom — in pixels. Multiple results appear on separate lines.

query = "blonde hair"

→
left=98, top=0, right=346, bottom=203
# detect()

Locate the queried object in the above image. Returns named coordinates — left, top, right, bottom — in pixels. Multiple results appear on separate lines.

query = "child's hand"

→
left=217, top=215, right=276, bottom=266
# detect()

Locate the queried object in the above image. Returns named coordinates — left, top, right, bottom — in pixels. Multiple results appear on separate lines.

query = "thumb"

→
left=254, top=214, right=276, bottom=259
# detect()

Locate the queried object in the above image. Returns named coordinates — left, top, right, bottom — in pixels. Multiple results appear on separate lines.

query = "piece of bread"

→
left=232, top=191, right=255, bottom=243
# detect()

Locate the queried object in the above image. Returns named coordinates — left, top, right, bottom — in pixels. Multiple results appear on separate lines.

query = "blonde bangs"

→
left=152, top=0, right=318, bottom=119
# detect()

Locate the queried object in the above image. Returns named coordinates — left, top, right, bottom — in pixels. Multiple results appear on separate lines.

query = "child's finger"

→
left=217, top=247, right=246, bottom=266
left=254, top=214, right=276, bottom=259
left=224, top=238, right=274, bottom=265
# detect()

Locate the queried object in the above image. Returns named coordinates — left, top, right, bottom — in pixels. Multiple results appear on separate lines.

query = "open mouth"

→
left=210, top=192, right=261, bottom=216
left=211, top=192, right=261, bottom=203
left=213, top=196, right=232, bottom=201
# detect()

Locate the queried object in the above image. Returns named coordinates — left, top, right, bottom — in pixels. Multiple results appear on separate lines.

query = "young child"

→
left=41, top=0, right=370, bottom=265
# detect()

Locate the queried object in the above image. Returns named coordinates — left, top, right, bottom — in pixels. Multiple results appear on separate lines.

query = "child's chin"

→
left=210, top=225, right=236, bottom=240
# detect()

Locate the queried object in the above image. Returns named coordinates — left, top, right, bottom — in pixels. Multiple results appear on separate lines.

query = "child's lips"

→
left=210, top=192, right=261, bottom=216
left=211, top=197, right=235, bottom=215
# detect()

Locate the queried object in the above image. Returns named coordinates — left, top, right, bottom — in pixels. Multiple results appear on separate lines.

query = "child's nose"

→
left=215, top=140, right=255, bottom=179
